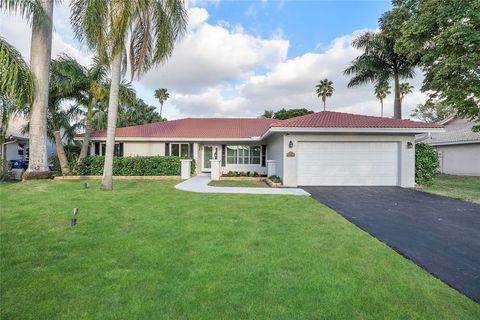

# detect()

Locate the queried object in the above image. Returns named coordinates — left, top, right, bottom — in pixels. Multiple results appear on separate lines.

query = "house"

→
left=421, top=116, right=480, bottom=176
left=75, top=111, right=443, bottom=187
left=1, top=117, right=56, bottom=168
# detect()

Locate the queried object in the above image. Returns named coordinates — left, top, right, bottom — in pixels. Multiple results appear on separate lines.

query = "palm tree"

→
left=2, top=0, right=55, bottom=178
left=154, top=88, right=169, bottom=119
left=315, top=79, right=334, bottom=111
left=374, top=81, right=391, bottom=117
left=343, top=32, right=417, bottom=119
left=400, top=82, right=413, bottom=103
left=71, top=0, right=188, bottom=190
left=0, top=37, right=32, bottom=149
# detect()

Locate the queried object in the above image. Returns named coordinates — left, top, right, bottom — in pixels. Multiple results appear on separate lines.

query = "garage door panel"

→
left=297, top=142, right=399, bottom=186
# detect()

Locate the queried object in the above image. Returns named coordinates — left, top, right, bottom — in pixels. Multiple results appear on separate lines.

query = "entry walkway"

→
left=175, top=175, right=310, bottom=196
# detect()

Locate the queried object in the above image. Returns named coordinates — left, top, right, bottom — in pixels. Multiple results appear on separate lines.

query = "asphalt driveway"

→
left=303, top=186, right=480, bottom=303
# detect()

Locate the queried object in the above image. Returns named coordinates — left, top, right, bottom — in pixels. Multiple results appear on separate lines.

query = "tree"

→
left=261, top=110, right=274, bottom=118
left=315, top=79, right=334, bottom=111
left=2, top=0, right=56, bottom=178
left=118, top=98, right=161, bottom=127
left=343, top=31, right=417, bottom=119
left=399, top=82, right=413, bottom=103
left=411, top=101, right=454, bottom=123
left=71, top=0, right=188, bottom=190
left=154, top=88, right=169, bottom=119
left=273, top=108, right=314, bottom=120
left=374, top=81, right=391, bottom=117
left=391, top=0, right=480, bottom=131
left=0, top=37, right=32, bottom=147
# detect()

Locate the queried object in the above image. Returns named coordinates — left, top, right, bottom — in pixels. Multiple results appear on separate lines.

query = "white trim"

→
left=75, top=127, right=445, bottom=142
left=429, top=140, right=480, bottom=146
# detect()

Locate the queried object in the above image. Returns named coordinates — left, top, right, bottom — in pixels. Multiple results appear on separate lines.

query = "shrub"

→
left=269, top=175, right=282, bottom=183
left=76, top=156, right=195, bottom=176
left=415, top=143, right=439, bottom=186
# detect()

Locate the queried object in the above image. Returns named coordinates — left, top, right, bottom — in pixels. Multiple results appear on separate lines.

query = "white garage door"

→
left=297, top=142, right=399, bottom=186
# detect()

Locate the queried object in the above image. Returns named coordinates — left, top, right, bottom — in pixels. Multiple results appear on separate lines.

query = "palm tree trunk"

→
left=53, top=130, right=69, bottom=175
left=323, top=98, right=326, bottom=111
left=79, top=103, right=94, bottom=160
left=393, top=74, right=401, bottom=119
left=380, top=99, right=384, bottom=117
left=101, top=52, right=122, bottom=190
left=159, top=102, right=163, bottom=119
left=24, top=0, right=54, bottom=179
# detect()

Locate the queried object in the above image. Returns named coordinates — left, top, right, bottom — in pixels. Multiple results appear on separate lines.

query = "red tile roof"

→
left=79, top=111, right=443, bottom=139
left=82, top=118, right=278, bottom=139
left=270, top=111, right=444, bottom=129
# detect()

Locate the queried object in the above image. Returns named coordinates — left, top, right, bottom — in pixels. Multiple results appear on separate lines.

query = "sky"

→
left=0, top=0, right=428, bottom=120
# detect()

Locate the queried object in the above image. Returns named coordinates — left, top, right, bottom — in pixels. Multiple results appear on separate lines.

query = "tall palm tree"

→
left=315, top=79, right=334, bottom=111
left=374, top=81, right=391, bottom=117
left=154, top=88, right=169, bottom=119
left=71, top=0, right=188, bottom=190
left=400, top=82, right=413, bottom=103
left=2, top=0, right=55, bottom=178
left=344, top=32, right=417, bottom=119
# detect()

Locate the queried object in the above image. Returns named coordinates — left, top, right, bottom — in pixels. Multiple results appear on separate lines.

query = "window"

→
left=169, top=143, right=193, bottom=158
left=99, top=143, right=123, bottom=156
left=226, top=145, right=262, bottom=165
left=226, top=146, right=237, bottom=164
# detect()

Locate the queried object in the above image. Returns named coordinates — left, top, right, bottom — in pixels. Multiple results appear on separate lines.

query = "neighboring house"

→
left=75, top=111, right=443, bottom=187
left=421, top=116, right=480, bottom=176
left=1, top=116, right=56, bottom=168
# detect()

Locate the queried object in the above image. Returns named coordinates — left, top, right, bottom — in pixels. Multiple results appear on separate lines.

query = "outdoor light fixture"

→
left=71, top=208, right=78, bottom=226
left=407, top=142, right=413, bottom=149
left=289, top=141, right=293, bottom=148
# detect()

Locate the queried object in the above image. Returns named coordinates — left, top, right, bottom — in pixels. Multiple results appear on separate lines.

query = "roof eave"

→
left=267, top=127, right=445, bottom=134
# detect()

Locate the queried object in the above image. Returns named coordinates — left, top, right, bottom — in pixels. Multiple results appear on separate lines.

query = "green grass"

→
left=1, top=180, right=478, bottom=319
left=423, top=175, right=480, bottom=204
left=208, top=180, right=269, bottom=188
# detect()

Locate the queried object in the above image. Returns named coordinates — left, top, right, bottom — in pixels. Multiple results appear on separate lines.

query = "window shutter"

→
left=261, top=145, right=266, bottom=167
left=95, top=142, right=100, bottom=155
left=222, top=145, right=226, bottom=166
left=189, top=143, right=194, bottom=158
left=119, top=143, right=124, bottom=157
left=165, top=143, right=170, bottom=156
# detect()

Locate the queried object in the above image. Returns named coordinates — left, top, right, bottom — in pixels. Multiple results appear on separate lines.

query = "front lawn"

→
left=208, top=179, right=269, bottom=188
left=1, top=180, right=479, bottom=319
left=423, top=174, right=480, bottom=204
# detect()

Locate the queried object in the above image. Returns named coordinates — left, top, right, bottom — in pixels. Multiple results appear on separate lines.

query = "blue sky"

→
left=2, top=0, right=427, bottom=120
left=204, top=0, right=391, bottom=58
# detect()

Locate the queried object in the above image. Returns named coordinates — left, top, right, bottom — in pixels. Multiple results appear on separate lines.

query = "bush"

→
left=415, top=143, right=439, bottom=186
left=76, top=156, right=196, bottom=176
left=269, top=175, right=282, bottom=183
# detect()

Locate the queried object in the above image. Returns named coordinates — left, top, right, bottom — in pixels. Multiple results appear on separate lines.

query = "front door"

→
left=202, top=146, right=214, bottom=172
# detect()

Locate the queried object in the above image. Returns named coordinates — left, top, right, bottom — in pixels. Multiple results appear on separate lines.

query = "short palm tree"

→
left=400, top=83, right=414, bottom=103
left=344, top=32, right=417, bottom=119
left=0, top=37, right=33, bottom=147
left=315, top=79, right=334, bottom=111
left=374, top=81, right=391, bottom=117
left=154, top=88, right=169, bottom=119
left=1, top=0, right=55, bottom=176
left=70, top=0, right=188, bottom=190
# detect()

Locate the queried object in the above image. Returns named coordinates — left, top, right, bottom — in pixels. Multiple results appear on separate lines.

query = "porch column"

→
left=267, top=160, right=276, bottom=177
left=180, top=159, right=192, bottom=179
left=210, top=159, right=221, bottom=181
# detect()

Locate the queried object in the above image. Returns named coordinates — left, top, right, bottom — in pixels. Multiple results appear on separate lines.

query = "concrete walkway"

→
left=175, top=175, right=310, bottom=196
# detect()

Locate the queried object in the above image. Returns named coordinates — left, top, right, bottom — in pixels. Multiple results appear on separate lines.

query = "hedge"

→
left=415, top=143, right=439, bottom=186
left=76, top=156, right=196, bottom=176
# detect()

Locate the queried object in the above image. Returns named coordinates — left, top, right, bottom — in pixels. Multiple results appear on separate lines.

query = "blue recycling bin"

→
left=11, top=159, right=26, bottom=169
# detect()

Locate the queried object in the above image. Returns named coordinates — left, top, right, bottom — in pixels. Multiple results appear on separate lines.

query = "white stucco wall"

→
left=282, top=133, right=416, bottom=187
left=436, top=144, right=480, bottom=176
left=266, top=133, right=284, bottom=179
left=123, top=142, right=165, bottom=157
